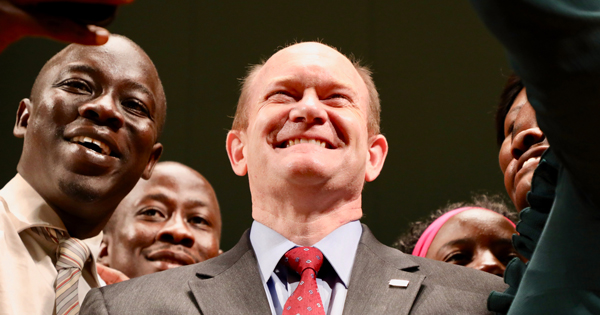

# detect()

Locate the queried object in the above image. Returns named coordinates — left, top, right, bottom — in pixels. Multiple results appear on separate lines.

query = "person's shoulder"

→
left=82, top=263, right=202, bottom=314
left=103, top=262, right=200, bottom=294
left=362, top=234, right=506, bottom=293
left=411, top=254, right=507, bottom=291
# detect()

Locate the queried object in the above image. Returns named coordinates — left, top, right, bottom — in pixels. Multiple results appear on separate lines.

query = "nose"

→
left=78, top=93, right=125, bottom=131
left=511, top=127, right=545, bottom=160
left=156, top=214, right=195, bottom=248
left=288, top=89, right=327, bottom=125
left=471, top=251, right=505, bottom=277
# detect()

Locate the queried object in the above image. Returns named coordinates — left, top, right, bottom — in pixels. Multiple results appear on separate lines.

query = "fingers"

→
left=26, top=11, right=110, bottom=45
left=0, top=0, right=113, bottom=52
left=97, top=263, right=130, bottom=285
left=11, top=0, right=134, bottom=5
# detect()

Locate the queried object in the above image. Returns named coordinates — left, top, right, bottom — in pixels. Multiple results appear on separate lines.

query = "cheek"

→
left=126, top=120, right=159, bottom=154
left=498, top=141, right=512, bottom=173
left=118, top=223, right=158, bottom=250
left=192, top=232, right=220, bottom=257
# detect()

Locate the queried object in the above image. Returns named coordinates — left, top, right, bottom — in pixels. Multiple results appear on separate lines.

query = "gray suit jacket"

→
left=81, top=225, right=506, bottom=314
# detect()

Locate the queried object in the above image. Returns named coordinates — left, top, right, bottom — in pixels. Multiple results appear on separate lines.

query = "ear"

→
left=226, top=130, right=247, bottom=176
left=365, top=134, right=388, bottom=182
left=14, top=99, right=31, bottom=138
left=141, top=143, right=163, bottom=180
left=98, top=238, right=110, bottom=266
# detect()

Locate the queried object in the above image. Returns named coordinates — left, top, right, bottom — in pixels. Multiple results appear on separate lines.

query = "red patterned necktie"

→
left=282, top=247, right=326, bottom=315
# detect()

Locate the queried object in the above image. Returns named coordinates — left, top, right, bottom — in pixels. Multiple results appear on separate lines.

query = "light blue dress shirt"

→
left=250, top=220, right=362, bottom=315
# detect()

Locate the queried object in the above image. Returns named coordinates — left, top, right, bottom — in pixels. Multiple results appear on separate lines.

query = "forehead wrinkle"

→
left=266, top=73, right=356, bottom=94
left=137, top=192, right=176, bottom=209
left=58, top=64, right=99, bottom=79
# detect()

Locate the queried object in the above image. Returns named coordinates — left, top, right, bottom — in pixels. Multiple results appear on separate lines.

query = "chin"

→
left=57, top=174, right=123, bottom=207
left=513, top=179, right=533, bottom=212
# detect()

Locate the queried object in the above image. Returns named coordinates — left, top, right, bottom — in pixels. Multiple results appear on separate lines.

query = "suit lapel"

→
left=343, top=225, right=425, bottom=315
left=188, top=230, right=272, bottom=314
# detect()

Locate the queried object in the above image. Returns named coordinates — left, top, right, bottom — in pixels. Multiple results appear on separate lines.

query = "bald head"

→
left=31, top=35, right=167, bottom=136
left=232, top=42, right=380, bottom=135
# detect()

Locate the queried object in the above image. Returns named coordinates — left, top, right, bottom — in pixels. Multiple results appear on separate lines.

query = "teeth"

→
left=71, top=136, right=111, bottom=155
left=285, top=138, right=327, bottom=149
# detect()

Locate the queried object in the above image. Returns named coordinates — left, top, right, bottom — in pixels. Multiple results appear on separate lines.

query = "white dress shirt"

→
left=0, top=174, right=103, bottom=315
left=250, top=220, right=362, bottom=315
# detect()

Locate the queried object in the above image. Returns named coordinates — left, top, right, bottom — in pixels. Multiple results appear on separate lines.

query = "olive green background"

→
left=0, top=1, right=510, bottom=250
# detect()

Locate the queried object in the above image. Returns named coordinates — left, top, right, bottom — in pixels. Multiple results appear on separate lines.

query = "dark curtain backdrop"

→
left=0, top=1, right=510, bottom=250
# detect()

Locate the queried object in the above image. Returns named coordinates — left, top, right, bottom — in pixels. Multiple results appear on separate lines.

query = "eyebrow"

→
left=59, top=64, right=99, bottom=77
left=490, top=238, right=514, bottom=248
left=268, top=76, right=357, bottom=96
left=139, top=193, right=174, bottom=208
left=183, top=199, right=208, bottom=209
left=439, top=238, right=474, bottom=251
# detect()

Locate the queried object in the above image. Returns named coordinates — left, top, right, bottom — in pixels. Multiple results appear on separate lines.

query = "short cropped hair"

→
left=393, top=193, right=518, bottom=254
left=231, top=47, right=381, bottom=136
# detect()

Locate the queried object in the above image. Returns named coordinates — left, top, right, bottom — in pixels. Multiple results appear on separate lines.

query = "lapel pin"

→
left=389, top=279, right=409, bottom=288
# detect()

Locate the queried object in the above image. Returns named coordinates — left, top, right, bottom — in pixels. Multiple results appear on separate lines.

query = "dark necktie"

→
left=282, top=247, right=326, bottom=315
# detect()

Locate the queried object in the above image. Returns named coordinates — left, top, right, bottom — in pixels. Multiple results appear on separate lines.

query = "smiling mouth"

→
left=278, top=138, right=331, bottom=149
left=70, top=136, right=112, bottom=156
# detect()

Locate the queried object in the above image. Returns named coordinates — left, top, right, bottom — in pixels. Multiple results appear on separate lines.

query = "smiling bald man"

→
left=81, top=42, right=505, bottom=315
left=0, top=35, right=164, bottom=315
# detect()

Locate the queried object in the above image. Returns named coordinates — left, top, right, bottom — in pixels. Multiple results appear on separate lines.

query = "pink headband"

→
left=411, top=207, right=517, bottom=257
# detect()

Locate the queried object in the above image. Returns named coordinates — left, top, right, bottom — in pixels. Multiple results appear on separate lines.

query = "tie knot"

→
left=284, top=247, right=324, bottom=275
left=57, top=238, right=90, bottom=271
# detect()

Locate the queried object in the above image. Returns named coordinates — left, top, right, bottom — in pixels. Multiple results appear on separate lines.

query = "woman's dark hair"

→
left=393, top=193, right=518, bottom=254
left=495, top=74, right=524, bottom=146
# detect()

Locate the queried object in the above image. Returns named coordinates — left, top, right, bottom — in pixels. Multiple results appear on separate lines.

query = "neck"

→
left=51, top=206, right=111, bottom=239
left=251, top=190, right=363, bottom=246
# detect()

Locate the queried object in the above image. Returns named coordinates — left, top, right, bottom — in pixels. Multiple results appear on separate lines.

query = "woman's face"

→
left=498, top=89, right=549, bottom=212
left=425, top=209, right=522, bottom=276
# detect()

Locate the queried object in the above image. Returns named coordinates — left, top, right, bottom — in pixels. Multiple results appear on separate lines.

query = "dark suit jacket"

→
left=471, top=0, right=600, bottom=313
left=81, top=225, right=506, bottom=314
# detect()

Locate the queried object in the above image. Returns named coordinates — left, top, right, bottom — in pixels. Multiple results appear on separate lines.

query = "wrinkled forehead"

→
left=254, top=43, right=368, bottom=97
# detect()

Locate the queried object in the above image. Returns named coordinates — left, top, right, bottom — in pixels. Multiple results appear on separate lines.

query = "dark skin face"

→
left=426, top=209, right=522, bottom=277
left=13, top=36, right=165, bottom=239
left=498, top=89, right=549, bottom=212
left=99, top=162, right=222, bottom=278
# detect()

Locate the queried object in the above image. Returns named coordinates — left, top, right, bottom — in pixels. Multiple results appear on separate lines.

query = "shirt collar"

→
left=0, top=173, right=103, bottom=262
left=0, top=174, right=66, bottom=232
left=250, top=220, right=362, bottom=288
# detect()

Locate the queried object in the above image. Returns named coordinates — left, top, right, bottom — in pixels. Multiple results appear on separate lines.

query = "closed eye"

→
left=326, top=93, right=347, bottom=99
left=322, top=93, right=352, bottom=107
left=266, top=90, right=298, bottom=102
